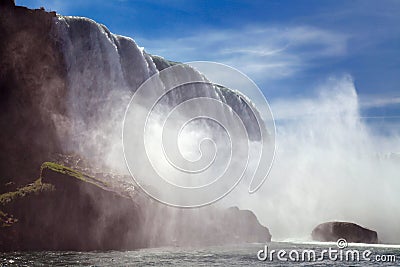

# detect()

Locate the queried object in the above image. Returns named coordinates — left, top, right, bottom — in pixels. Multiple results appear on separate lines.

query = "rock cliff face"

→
left=311, top=221, right=378, bottom=244
left=0, top=5, right=66, bottom=186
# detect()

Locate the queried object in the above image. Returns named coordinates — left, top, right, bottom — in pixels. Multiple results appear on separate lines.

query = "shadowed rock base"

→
left=0, top=163, right=271, bottom=251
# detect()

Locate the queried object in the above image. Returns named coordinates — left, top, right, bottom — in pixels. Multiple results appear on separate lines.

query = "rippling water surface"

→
left=1, top=242, right=399, bottom=266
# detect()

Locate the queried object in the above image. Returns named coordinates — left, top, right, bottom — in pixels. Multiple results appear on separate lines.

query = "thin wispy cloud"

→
left=360, top=96, right=400, bottom=108
left=138, top=25, right=348, bottom=82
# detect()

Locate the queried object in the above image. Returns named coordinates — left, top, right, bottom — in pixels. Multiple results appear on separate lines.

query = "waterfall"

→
left=51, top=15, right=271, bottom=179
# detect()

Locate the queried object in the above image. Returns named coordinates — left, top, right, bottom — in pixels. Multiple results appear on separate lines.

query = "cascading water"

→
left=52, top=15, right=271, bottom=177
left=53, top=16, right=157, bottom=169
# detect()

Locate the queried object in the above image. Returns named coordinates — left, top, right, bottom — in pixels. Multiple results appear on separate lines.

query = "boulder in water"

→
left=311, top=221, right=378, bottom=244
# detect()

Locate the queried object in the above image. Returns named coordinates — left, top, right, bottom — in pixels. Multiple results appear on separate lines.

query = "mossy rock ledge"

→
left=0, top=162, right=271, bottom=251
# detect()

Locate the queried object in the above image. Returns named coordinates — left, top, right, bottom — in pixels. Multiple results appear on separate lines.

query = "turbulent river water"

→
left=1, top=242, right=399, bottom=266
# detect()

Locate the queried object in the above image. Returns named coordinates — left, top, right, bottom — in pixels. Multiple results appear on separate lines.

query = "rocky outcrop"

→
left=153, top=206, right=271, bottom=247
left=312, top=221, right=378, bottom=244
left=0, top=162, right=271, bottom=251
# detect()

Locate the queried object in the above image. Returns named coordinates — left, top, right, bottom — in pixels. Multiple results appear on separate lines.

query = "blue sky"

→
left=17, top=0, right=400, bottom=133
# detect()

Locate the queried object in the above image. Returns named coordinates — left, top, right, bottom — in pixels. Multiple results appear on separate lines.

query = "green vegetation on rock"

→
left=0, top=178, right=54, bottom=206
left=40, top=161, right=110, bottom=189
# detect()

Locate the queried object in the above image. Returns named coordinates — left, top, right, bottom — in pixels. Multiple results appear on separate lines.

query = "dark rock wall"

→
left=0, top=5, right=66, bottom=186
left=0, top=0, right=15, bottom=8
